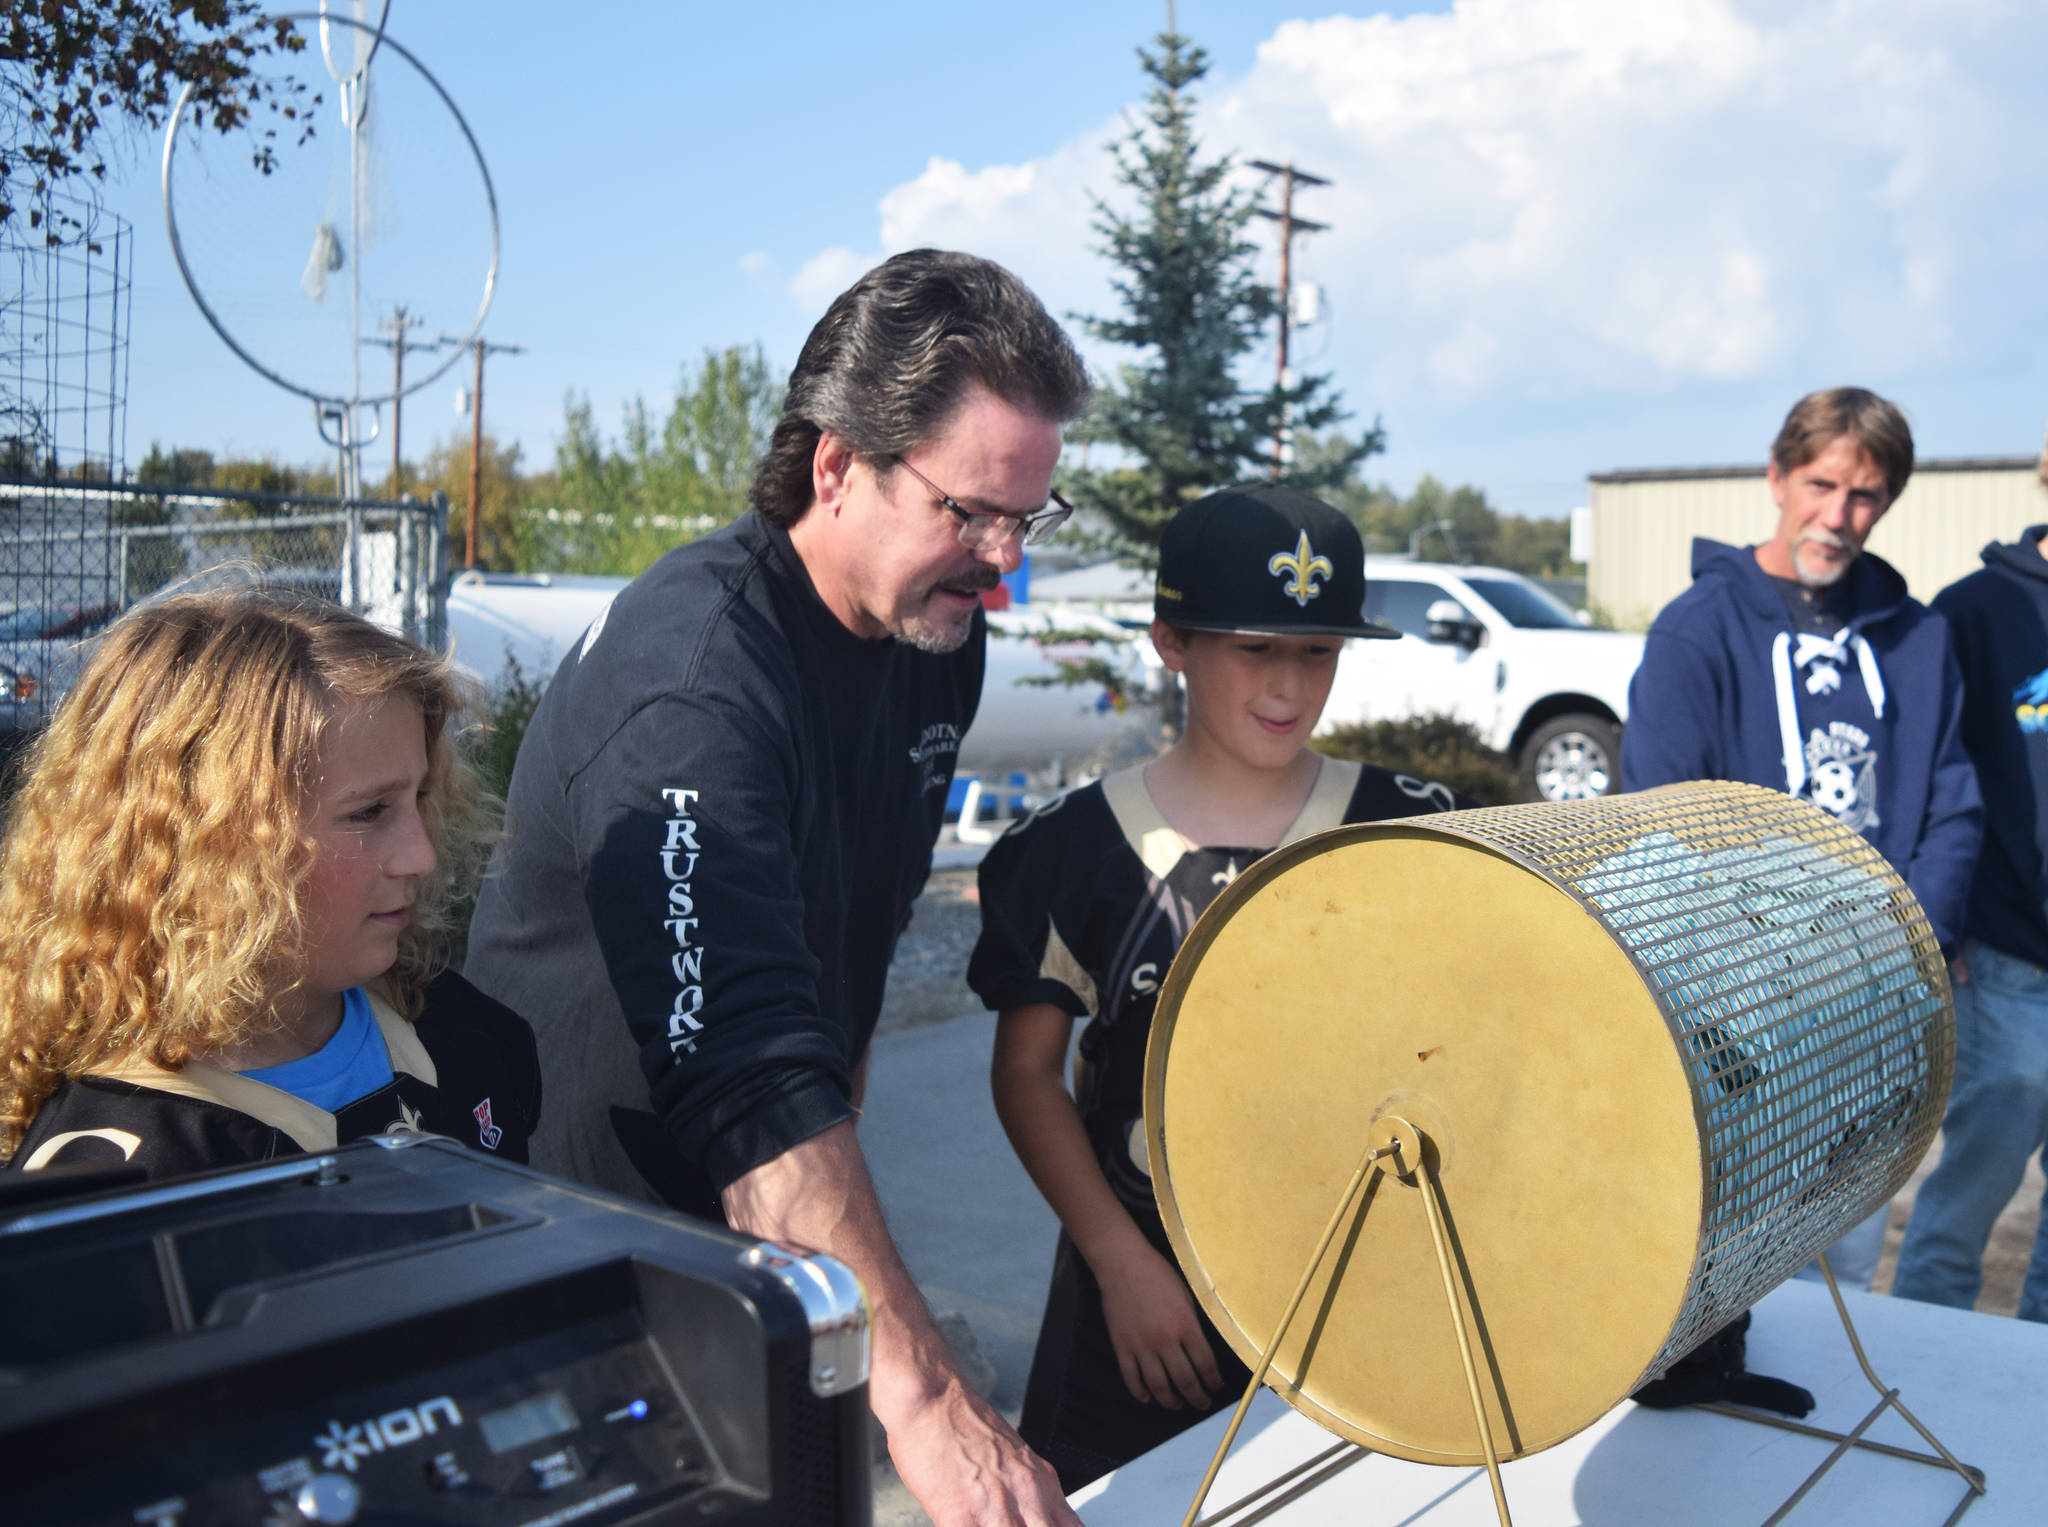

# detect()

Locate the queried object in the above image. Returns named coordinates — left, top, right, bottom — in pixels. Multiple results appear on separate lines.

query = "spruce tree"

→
left=1068, top=28, right=1380, bottom=552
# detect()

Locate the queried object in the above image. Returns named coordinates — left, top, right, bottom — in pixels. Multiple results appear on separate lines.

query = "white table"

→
left=1074, top=1279, right=2047, bottom=1525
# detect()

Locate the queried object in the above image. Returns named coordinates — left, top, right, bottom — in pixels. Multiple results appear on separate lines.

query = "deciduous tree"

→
left=419, top=431, right=531, bottom=572
left=526, top=347, right=781, bottom=576
left=1301, top=435, right=1583, bottom=577
left=2, top=1, right=317, bottom=242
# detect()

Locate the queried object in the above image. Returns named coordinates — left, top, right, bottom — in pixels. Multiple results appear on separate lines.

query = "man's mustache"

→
left=937, top=568, right=1003, bottom=594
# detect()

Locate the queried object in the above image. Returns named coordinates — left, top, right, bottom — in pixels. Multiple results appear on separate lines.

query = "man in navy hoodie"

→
left=1622, top=387, right=1983, bottom=1288
left=1893, top=524, right=2048, bottom=1321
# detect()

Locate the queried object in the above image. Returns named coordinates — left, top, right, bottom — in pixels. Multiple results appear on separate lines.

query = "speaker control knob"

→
left=294, top=1474, right=362, bottom=1524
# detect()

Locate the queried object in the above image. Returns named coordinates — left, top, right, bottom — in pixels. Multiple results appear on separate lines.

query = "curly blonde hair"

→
left=0, top=589, right=491, bottom=1162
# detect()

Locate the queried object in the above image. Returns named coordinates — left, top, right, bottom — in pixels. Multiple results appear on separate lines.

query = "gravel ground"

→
left=878, top=867, right=987, bottom=1036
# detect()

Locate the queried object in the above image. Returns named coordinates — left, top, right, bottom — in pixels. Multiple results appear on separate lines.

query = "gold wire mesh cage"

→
left=1143, top=780, right=1953, bottom=1465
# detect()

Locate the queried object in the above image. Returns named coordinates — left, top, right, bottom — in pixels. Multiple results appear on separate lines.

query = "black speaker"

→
left=0, top=1136, right=872, bottom=1526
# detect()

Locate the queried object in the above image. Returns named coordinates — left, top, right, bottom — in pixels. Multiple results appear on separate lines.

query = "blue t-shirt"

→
left=239, top=987, right=395, bottom=1111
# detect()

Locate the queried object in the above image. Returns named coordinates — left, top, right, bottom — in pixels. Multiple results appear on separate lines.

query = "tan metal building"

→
left=1587, top=457, right=2048, bottom=630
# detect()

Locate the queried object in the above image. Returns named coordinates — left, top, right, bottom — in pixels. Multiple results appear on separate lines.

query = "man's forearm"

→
left=721, top=1119, right=962, bottom=1413
left=720, top=1119, right=1078, bottom=1526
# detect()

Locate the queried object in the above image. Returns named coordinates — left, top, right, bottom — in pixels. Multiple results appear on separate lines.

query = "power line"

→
left=362, top=305, right=441, bottom=497
left=439, top=333, right=525, bottom=567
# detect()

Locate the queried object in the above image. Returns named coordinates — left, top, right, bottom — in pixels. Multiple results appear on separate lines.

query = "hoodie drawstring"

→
left=1772, top=626, right=1885, bottom=796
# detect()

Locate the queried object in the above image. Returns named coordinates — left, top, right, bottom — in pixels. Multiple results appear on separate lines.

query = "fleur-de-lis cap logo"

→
left=1268, top=530, right=1334, bottom=607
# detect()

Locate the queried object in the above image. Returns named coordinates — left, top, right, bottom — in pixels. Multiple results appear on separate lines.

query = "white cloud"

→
left=880, top=158, right=1043, bottom=248
left=790, top=246, right=882, bottom=309
left=804, top=1, right=2044, bottom=379
left=848, top=133, right=1120, bottom=326
left=1228, top=0, right=2035, bottom=399
left=738, top=250, right=773, bottom=278
left=793, top=0, right=2048, bottom=504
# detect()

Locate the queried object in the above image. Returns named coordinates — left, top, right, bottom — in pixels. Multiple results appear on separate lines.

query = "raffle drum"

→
left=1144, top=780, right=1955, bottom=1474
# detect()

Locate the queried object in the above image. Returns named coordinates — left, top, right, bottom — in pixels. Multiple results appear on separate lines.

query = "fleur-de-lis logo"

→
left=1268, top=531, right=1334, bottom=607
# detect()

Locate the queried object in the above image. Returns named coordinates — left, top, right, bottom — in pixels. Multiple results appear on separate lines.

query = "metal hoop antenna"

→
left=320, top=0, right=393, bottom=102
left=160, top=11, right=500, bottom=412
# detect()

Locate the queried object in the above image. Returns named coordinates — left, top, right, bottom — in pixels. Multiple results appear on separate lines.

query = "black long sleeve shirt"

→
left=465, top=513, right=982, bottom=1217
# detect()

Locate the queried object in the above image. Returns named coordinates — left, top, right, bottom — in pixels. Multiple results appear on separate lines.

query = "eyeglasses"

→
left=889, top=455, right=1074, bottom=551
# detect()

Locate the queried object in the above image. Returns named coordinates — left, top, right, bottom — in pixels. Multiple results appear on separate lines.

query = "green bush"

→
left=1314, top=715, right=1524, bottom=806
left=445, top=655, right=546, bottom=965
left=471, top=651, right=546, bottom=804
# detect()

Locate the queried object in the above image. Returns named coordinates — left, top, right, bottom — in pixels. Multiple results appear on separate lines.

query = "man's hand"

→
left=723, top=1121, right=1081, bottom=1526
left=1095, top=1239, right=1224, bottom=1409
left=884, top=1376, right=1077, bottom=1527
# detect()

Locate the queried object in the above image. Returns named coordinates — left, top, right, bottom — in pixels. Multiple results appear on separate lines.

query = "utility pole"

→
left=1249, top=159, right=1331, bottom=475
left=363, top=306, right=440, bottom=497
left=440, top=333, right=525, bottom=568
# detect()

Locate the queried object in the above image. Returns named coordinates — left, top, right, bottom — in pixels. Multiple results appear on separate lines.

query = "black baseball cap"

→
left=1153, top=483, right=1398, bottom=639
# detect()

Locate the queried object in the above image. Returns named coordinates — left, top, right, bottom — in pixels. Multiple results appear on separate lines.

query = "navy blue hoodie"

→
left=1932, top=526, right=2048, bottom=969
left=1623, top=538, right=1982, bottom=954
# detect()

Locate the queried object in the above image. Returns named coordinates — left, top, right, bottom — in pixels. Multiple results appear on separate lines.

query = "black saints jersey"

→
left=969, top=758, right=1471, bottom=1222
left=7, top=972, right=541, bottom=1183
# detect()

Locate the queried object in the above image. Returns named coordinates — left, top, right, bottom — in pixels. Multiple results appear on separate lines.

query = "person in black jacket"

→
left=0, top=589, right=539, bottom=1183
left=465, top=249, right=1092, bottom=1527
left=1893, top=525, right=2048, bottom=1321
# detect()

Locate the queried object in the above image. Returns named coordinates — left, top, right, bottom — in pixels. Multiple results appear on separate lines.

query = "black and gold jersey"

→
left=7, top=971, right=540, bottom=1183
left=969, top=757, right=1471, bottom=1221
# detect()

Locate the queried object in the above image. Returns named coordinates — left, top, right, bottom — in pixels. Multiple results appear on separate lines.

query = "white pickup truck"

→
left=1318, top=559, right=1646, bottom=801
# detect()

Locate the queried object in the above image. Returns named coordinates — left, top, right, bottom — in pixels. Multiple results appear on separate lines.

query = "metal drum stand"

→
left=1144, top=781, right=1985, bottom=1527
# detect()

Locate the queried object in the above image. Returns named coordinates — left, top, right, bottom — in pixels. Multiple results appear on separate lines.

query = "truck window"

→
left=1461, top=577, right=1579, bottom=629
left=1366, top=579, right=1472, bottom=638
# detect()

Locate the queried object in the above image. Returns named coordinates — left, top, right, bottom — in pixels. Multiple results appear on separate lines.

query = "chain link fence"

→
left=0, top=480, right=447, bottom=730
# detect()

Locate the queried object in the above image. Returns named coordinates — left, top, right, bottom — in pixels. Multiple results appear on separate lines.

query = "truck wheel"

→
left=1521, top=714, right=1621, bottom=802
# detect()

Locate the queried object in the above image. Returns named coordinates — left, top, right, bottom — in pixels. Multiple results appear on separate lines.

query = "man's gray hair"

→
left=750, top=249, right=1091, bottom=527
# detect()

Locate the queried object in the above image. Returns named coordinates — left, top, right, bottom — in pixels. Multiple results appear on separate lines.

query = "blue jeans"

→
left=1893, top=940, right=2048, bottom=1321
left=1793, top=1205, right=1888, bottom=1290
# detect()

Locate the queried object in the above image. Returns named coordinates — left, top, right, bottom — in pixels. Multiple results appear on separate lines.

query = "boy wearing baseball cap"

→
left=969, top=483, right=1474, bottom=1491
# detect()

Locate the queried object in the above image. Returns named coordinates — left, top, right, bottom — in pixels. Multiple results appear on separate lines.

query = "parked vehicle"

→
left=1318, top=560, right=1646, bottom=801
left=975, top=606, right=1153, bottom=781
left=445, top=570, right=629, bottom=686
left=0, top=602, right=118, bottom=714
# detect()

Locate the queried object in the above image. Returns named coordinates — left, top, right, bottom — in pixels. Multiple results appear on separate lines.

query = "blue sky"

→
left=84, top=0, right=2048, bottom=520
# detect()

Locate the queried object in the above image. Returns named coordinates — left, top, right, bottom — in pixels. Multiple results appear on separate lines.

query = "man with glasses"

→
left=467, top=249, right=1090, bottom=1525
